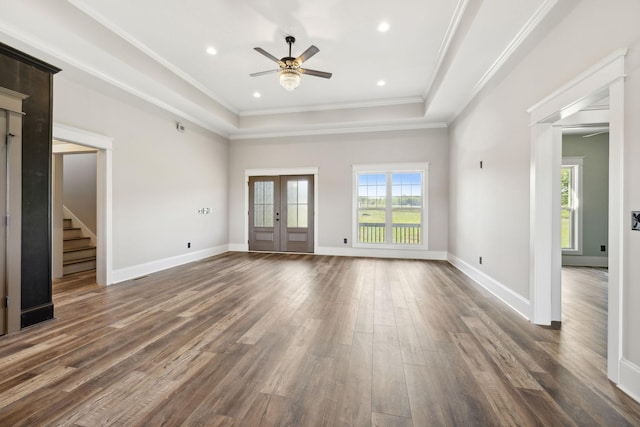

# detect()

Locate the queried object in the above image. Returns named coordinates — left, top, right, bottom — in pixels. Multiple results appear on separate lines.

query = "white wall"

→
left=63, top=152, right=97, bottom=233
left=449, top=0, right=640, bottom=380
left=53, top=75, right=230, bottom=273
left=229, top=128, right=449, bottom=255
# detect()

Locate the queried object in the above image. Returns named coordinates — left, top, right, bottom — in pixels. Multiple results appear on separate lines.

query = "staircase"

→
left=63, top=218, right=96, bottom=275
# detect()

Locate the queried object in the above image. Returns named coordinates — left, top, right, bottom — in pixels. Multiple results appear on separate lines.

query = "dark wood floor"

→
left=0, top=253, right=638, bottom=426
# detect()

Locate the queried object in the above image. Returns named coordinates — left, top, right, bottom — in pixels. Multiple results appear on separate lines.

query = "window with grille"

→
left=353, top=163, right=428, bottom=249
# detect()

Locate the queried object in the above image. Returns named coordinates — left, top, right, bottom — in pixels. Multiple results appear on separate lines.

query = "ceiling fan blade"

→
left=250, top=69, right=279, bottom=77
left=300, top=68, right=332, bottom=79
left=296, top=45, right=319, bottom=64
left=254, top=47, right=281, bottom=63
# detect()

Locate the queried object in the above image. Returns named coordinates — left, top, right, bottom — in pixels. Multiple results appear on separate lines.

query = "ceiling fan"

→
left=250, top=36, right=332, bottom=91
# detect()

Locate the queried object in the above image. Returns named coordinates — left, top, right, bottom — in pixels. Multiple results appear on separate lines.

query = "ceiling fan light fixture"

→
left=279, top=68, right=301, bottom=91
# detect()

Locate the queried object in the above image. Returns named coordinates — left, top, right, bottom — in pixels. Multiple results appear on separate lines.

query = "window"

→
left=353, top=163, right=428, bottom=248
left=561, top=157, right=583, bottom=253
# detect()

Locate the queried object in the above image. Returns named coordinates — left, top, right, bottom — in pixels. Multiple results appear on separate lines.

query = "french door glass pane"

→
left=254, top=181, right=274, bottom=227
left=287, top=181, right=298, bottom=203
left=298, top=205, right=308, bottom=228
left=287, top=179, right=309, bottom=228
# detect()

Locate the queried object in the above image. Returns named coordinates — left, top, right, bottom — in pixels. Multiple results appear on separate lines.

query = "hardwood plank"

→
left=372, top=324, right=411, bottom=418
left=404, top=362, right=447, bottom=427
left=428, top=341, right=505, bottom=426
left=140, top=345, right=251, bottom=425
left=354, top=261, right=375, bottom=334
left=337, top=332, right=373, bottom=426
left=260, top=319, right=321, bottom=397
left=373, top=262, right=396, bottom=326
left=371, top=412, right=413, bottom=427
left=280, top=349, right=349, bottom=426
left=188, top=332, right=292, bottom=421
left=0, top=365, right=75, bottom=408
left=460, top=315, right=543, bottom=390
left=450, top=332, right=541, bottom=426
left=394, top=306, right=426, bottom=365
left=239, top=393, right=290, bottom=427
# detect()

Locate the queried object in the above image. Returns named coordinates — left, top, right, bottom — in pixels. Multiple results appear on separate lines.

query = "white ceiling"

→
left=0, top=0, right=567, bottom=138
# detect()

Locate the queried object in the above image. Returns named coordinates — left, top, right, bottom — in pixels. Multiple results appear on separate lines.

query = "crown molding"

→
left=67, top=0, right=238, bottom=115
left=238, top=96, right=425, bottom=117
left=422, top=0, right=470, bottom=101
left=230, top=119, right=446, bottom=141
left=471, top=0, right=559, bottom=97
left=450, top=0, right=560, bottom=124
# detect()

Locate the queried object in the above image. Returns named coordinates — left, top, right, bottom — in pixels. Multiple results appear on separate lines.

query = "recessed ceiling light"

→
left=377, top=80, right=386, bottom=87
left=206, top=46, right=217, bottom=55
left=377, top=22, right=390, bottom=32
left=253, top=92, right=261, bottom=98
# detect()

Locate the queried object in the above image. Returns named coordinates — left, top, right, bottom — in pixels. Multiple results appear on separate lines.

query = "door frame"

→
left=53, top=123, right=113, bottom=285
left=0, top=87, right=27, bottom=334
left=244, top=167, right=318, bottom=253
left=527, top=49, right=626, bottom=382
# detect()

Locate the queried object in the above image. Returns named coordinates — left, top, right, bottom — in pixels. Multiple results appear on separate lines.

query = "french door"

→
left=248, top=175, right=314, bottom=253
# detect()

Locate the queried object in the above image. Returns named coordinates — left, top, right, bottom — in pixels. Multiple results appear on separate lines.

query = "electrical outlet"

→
left=479, top=256, right=483, bottom=265
left=187, top=242, right=191, bottom=248
left=343, top=238, right=348, bottom=244
left=601, top=245, right=606, bottom=252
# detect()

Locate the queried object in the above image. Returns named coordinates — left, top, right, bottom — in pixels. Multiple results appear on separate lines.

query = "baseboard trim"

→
left=619, top=358, right=640, bottom=403
left=21, top=303, right=55, bottom=329
left=316, top=246, right=448, bottom=260
left=111, top=245, right=229, bottom=284
left=562, top=255, right=608, bottom=267
left=227, top=244, right=447, bottom=260
left=228, top=243, right=249, bottom=252
left=447, top=253, right=531, bottom=320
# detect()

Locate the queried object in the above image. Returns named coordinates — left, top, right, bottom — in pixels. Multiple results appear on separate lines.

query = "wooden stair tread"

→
left=63, top=245, right=96, bottom=253
left=63, top=236, right=90, bottom=241
left=63, top=256, right=96, bottom=266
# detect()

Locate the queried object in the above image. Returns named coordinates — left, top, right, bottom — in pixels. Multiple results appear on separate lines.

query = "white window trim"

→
left=352, top=162, right=429, bottom=250
left=562, top=156, right=583, bottom=255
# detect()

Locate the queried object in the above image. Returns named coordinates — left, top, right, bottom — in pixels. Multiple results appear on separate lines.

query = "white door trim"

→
left=527, top=49, right=626, bottom=383
left=53, top=123, right=113, bottom=285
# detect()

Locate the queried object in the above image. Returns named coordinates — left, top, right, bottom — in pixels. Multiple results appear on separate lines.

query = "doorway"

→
left=528, top=49, right=625, bottom=382
left=249, top=175, right=314, bottom=253
left=52, top=123, right=113, bottom=286
left=52, top=146, right=98, bottom=278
